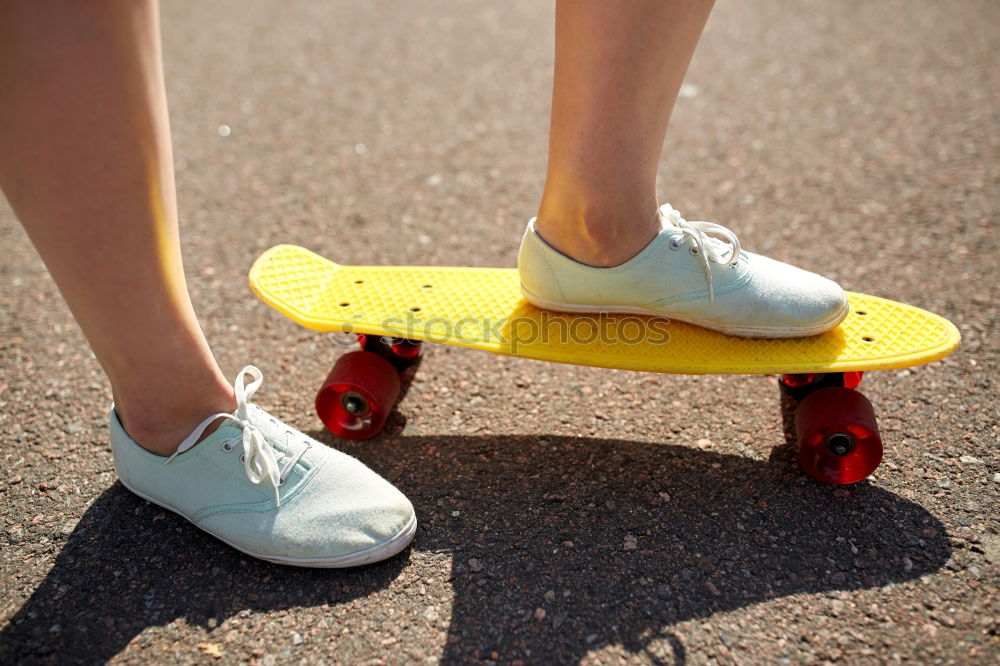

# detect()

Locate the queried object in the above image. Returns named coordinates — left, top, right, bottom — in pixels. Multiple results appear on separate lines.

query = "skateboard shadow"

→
left=360, top=434, right=949, bottom=664
left=772, top=385, right=803, bottom=465
left=0, top=434, right=949, bottom=665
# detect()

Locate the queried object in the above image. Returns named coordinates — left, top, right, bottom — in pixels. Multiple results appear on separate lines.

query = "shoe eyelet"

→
left=669, top=239, right=682, bottom=250
left=730, top=261, right=739, bottom=269
left=221, top=441, right=234, bottom=452
left=278, top=478, right=287, bottom=487
left=239, top=453, right=246, bottom=463
left=689, top=246, right=700, bottom=256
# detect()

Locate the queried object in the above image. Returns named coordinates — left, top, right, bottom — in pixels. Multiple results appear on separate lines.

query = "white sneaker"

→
left=110, top=366, right=417, bottom=567
left=518, top=204, right=849, bottom=338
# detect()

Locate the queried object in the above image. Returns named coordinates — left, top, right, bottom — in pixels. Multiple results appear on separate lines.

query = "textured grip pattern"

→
left=249, top=245, right=960, bottom=374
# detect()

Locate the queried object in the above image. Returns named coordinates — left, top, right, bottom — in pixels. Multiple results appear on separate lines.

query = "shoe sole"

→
left=117, top=477, right=418, bottom=568
left=520, top=285, right=850, bottom=339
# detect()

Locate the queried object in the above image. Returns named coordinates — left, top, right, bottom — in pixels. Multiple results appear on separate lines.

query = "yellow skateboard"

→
left=249, top=244, right=960, bottom=484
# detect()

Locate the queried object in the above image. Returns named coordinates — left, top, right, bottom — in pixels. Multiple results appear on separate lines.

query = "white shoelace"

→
left=164, top=365, right=309, bottom=505
left=659, top=203, right=742, bottom=301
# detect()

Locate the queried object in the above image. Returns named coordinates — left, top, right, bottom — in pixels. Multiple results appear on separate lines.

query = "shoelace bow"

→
left=659, top=204, right=742, bottom=301
left=165, top=366, right=308, bottom=505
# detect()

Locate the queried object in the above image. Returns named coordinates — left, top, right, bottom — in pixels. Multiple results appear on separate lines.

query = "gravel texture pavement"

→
left=1, top=1, right=997, bottom=664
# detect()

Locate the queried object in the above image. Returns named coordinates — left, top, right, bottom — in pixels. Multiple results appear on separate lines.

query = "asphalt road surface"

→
left=1, top=1, right=997, bottom=664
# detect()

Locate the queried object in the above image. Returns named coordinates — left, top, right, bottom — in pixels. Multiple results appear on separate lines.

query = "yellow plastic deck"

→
left=249, top=245, right=960, bottom=374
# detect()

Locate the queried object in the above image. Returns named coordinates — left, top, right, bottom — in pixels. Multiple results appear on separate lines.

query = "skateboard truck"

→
left=357, top=334, right=424, bottom=370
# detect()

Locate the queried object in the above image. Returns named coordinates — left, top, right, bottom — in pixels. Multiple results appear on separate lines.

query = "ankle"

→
left=115, top=377, right=236, bottom=456
left=534, top=196, right=660, bottom=267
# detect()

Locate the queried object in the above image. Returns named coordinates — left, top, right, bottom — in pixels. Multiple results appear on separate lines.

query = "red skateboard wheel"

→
left=315, top=351, right=401, bottom=440
left=795, top=386, right=883, bottom=484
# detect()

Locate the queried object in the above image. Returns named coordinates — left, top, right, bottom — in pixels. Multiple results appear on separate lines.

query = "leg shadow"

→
left=0, top=485, right=407, bottom=665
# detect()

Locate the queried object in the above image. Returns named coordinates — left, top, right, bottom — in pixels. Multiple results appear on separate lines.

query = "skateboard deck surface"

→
left=249, top=245, right=959, bottom=374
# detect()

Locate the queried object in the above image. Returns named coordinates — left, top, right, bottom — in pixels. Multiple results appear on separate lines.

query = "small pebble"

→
left=679, top=83, right=700, bottom=98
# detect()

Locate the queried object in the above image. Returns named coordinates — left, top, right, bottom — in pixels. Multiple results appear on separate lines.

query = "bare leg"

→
left=536, top=0, right=714, bottom=267
left=0, top=0, right=235, bottom=455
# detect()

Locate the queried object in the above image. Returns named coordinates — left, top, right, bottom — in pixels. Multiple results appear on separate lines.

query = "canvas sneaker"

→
left=110, top=365, right=416, bottom=567
left=518, top=203, right=848, bottom=338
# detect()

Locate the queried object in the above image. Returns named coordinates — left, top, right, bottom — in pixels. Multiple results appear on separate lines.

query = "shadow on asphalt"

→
left=0, top=482, right=409, bottom=665
left=1, top=434, right=949, bottom=665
